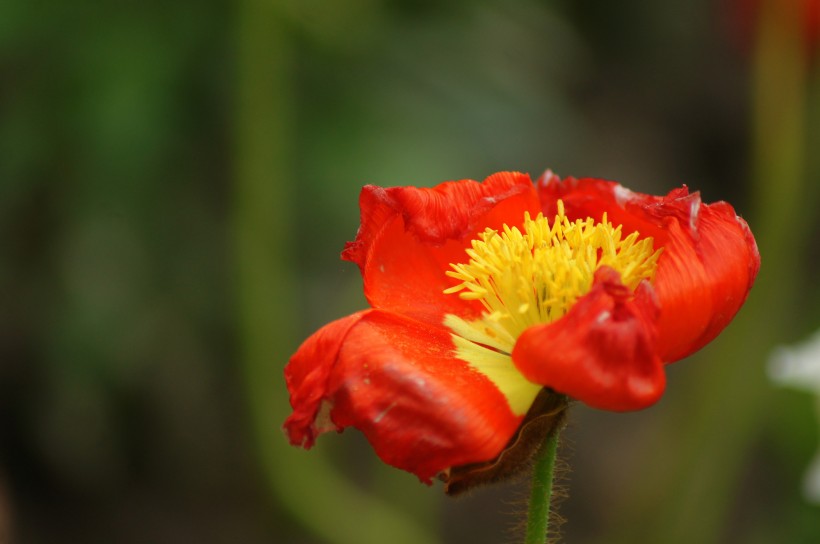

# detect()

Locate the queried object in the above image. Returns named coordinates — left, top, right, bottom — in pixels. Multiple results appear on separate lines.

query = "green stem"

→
left=232, top=2, right=438, bottom=543
left=525, top=430, right=561, bottom=544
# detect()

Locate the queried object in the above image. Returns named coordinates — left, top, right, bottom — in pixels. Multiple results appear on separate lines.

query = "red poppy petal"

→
left=536, top=173, right=760, bottom=362
left=537, top=172, right=666, bottom=239
left=283, top=309, right=525, bottom=483
left=621, top=188, right=759, bottom=360
left=284, top=311, right=370, bottom=449
left=342, top=172, right=541, bottom=324
left=652, top=201, right=760, bottom=361
left=511, top=268, right=665, bottom=411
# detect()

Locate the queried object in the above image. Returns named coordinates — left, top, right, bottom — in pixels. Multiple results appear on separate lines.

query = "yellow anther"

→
left=444, top=201, right=661, bottom=354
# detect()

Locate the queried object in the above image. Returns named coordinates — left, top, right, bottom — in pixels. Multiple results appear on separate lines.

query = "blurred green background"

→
left=2, top=0, right=819, bottom=542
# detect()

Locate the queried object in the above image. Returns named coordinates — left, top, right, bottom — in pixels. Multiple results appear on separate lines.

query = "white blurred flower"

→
left=804, top=454, right=820, bottom=504
left=768, top=328, right=820, bottom=504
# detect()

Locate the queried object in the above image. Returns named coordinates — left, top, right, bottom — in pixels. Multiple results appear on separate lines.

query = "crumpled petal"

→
left=511, top=267, right=665, bottom=411
left=285, top=171, right=760, bottom=485
left=650, top=197, right=759, bottom=360
left=284, top=311, right=370, bottom=449
left=538, top=172, right=760, bottom=362
left=341, top=172, right=541, bottom=325
left=284, top=309, right=525, bottom=483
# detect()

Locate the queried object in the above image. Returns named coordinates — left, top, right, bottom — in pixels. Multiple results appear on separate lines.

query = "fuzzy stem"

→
left=525, top=430, right=561, bottom=544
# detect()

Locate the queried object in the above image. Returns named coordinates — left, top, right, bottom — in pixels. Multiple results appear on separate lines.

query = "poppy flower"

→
left=283, top=171, right=759, bottom=490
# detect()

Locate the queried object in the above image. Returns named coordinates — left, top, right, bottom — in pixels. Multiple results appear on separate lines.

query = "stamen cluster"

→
left=444, top=201, right=661, bottom=353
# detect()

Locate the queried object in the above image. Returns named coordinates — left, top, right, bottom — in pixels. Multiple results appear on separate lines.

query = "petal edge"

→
left=512, top=268, right=666, bottom=411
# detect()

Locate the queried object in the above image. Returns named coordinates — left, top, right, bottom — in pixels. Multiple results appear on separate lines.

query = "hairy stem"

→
left=525, top=430, right=561, bottom=544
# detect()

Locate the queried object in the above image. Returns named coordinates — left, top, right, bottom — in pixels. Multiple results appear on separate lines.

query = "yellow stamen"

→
left=444, top=201, right=662, bottom=414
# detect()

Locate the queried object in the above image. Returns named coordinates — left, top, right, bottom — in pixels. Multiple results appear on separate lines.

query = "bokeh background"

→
left=2, top=0, right=820, bottom=542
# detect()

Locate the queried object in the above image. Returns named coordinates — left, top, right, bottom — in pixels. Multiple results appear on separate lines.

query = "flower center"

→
left=442, top=201, right=662, bottom=415
left=444, top=201, right=661, bottom=356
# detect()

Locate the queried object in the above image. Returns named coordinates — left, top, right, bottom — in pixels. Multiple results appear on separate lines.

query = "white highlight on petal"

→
left=374, top=401, right=397, bottom=424
left=689, top=199, right=700, bottom=232
left=613, top=184, right=635, bottom=207
left=539, top=169, right=560, bottom=187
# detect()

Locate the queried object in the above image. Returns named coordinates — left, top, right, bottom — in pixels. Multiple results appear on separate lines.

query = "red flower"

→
left=283, top=172, right=759, bottom=487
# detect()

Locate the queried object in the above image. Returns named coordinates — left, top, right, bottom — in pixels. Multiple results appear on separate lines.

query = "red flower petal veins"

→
left=652, top=199, right=759, bottom=360
left=284, top=309, right=524, bottom=483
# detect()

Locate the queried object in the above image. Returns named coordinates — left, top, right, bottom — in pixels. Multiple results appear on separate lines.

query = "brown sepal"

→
left=441, top=388, right=568, bottom=496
